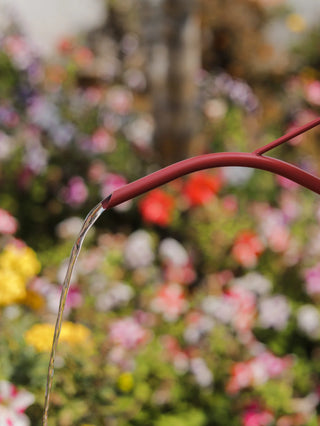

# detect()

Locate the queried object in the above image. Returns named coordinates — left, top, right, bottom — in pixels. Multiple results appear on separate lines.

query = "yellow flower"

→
left=0, top=245, right=41, bottom=279
left=59, top=322, right=91, bottom=346
left=0, top=244, right=41, bottom=306
left=24, top=322, right=91, bottom=352
left=23, top=289, right=45, bottom=310
left=286, top=13, right=306, bottom=33
left=24, top=324, right=54, bottom=352
left=117, top=372, right=134, bottom=393
left=0, top=269, right=26, bottom=306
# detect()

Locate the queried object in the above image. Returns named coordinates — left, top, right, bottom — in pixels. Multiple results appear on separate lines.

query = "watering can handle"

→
left=102, top=117, right=320, bottom=210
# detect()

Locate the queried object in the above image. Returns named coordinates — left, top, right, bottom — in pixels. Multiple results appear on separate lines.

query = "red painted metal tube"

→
left=253, top=116, right=320, bottom=155
left=102, top=153, right=320, bottom=209
left=102, top=118, right=320, bottom=210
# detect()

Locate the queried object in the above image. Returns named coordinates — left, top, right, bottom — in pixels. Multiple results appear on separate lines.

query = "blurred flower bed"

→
left=2, top=3, right=320, bottom=425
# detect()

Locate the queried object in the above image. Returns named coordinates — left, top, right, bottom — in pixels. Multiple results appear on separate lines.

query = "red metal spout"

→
left=102, top=117, right=320, bottom=210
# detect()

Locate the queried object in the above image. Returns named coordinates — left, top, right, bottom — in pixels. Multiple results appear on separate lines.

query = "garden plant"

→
left=2, top=1, right=320, bottom=425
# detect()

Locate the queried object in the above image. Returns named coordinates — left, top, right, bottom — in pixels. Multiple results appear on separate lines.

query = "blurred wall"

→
left=0, top=0, right=107, bottom=56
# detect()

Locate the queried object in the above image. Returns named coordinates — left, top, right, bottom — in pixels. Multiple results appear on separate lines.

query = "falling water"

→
left=42, top=200, right=106, bottom=425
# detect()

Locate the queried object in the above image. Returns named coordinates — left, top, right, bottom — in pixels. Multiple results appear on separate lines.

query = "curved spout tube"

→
left=102, top=118, right=320, bottom=210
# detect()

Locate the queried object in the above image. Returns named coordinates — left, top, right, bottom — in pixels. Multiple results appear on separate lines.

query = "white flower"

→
left=190, top=358, right=213, bottom=387
left=201, top=295, right=236, bottom=324
left=56, top=217, right=83, bottom=239
left=0, top=132, right=13, bottom=160
left=159, top=238, right=189, bottom=266
left=95, top=282, right=134, bottom=311
left=124, top=115, right=154, bottom=149
left=259, top=295, right=291, bottom=330
left=231, top=272, right=271, bottom=295
left=297, top=305, right=320, bottom=338
left=0, top=381, right=34, bottom=426
left=203, top=98, right=227, bottom=120
left=184, top=316, right=215, bottom=344
left=124, top=230, right=154, bottom=269
left=222, top=167, right=253, bottom=186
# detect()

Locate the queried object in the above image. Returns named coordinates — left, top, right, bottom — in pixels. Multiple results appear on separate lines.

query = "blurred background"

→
left=1, top=0, right=320, bottom=425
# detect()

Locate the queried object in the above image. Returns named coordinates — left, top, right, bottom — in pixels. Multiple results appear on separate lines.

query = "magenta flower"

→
left=0, top=380, right=34, bottom=426
left=242, top=404, right=273, bottom=426
left=62, top=176, right=88, bottom=207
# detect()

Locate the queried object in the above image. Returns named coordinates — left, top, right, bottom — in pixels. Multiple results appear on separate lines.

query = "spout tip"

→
left=101, top=194, right=113, bottom=210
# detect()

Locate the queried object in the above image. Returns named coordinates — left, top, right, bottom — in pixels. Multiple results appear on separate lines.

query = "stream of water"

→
left=42, top=201, right=105, bottom=426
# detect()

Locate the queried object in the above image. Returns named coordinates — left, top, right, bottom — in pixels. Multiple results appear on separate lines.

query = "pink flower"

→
left=151, top=283, right=188, bottom=321
left=62, top=176, right=88, bottom=206
left=90, top=128, right=116, bottom=153
left=305, top=81, right=320, bottom=106
left=106, top=87, right=133, bottom=115
left=3, top=35, right=34, bottom=70
left=304, top=264, right=320, bottom=295
left=101, top=173, right=127, bottom=198
left=226, top=286, right=256, bottom=332
left=161, top=335, right=189, bottom=373
left=227, top=352, right=291, bottom=393
left=0, top=380, right=34, bottom=426
left=101, top=173, right=131, bottom=211
left=163, top=261, right=196, bottom=285
left=276, top=174, right=299, bottom=189
left=257, top=208, right=291, bottom=253
left=0, top=209, right=18, bottom=235
left=109, top=317, right=148, bottom=349
left=87, top=161, right=107, bottom=183
left=256, top=352, right=291, bottom=378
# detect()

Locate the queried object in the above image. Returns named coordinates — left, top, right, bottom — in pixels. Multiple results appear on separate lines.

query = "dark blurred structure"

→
left=88, top=0, right=290, bottom=165
left=140, top=0, right=202, bottom=165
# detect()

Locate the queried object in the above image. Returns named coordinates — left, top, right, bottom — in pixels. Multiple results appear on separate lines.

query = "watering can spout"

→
left=102, top=117, right=320, bottom=211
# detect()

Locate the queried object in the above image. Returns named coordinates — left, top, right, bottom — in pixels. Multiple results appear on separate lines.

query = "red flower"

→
left=232, top=231, right=264, bottom=268
left=139, top=189, right=175, bottom=226
left=183, top=171, right=222, bottom=206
